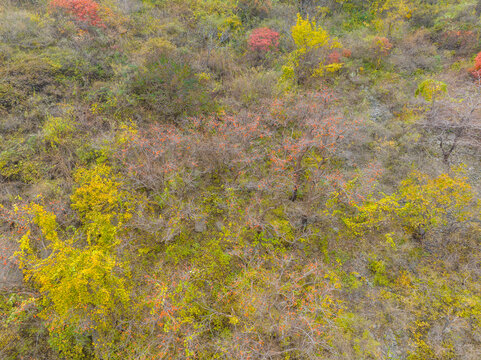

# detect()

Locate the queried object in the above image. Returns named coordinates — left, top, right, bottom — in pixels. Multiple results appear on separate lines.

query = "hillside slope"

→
left=1, top=0, right=481, bottom=359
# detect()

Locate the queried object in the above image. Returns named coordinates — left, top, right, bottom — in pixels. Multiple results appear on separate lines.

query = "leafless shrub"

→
left=420, top=83, right=481, bottom=165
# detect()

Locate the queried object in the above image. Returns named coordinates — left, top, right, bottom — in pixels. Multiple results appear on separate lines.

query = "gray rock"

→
left=0, top=260, right=23, bottom=290
left=369, top=96, right=392, bottom=123
left=195, top=220, right=207, bottom=233
left=215, top=221, right=224, bottom=231
left=244, top=182, right=258, bottom=192
left=384, top=328, right=402, bottom=359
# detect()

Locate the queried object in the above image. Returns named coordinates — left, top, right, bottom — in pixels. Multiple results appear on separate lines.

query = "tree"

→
left=415, top=79, right=447, bottom=111
left=248, top=27, right=280, bottom=53
left=49, top=0, right=105, bottom=28
left=129, top=56, right=214, bottom=121
left=370, top=36, right=393, bottom=68
left=237, top=0, right=272, bottom=19
left=267, top=90, right=350, bottom=201
left=281, top=13, right=342, bottom=88
left=373, top=0, right=414, bottom=36
left=15, top=165, right=132, bottom=359
left=418, top=82, right=481, bottom=165
left=342, top=171, right=478, bottom=244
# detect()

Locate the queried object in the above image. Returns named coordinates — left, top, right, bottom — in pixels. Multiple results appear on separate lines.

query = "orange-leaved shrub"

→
left=327, top=50, right=341, bottom=64
left=372, top=37, right=393, bottom=56
left=370, top=36, right=393, bottom=67
left=342, top=49, right=352, bottom=58
left=469, top=51, right=481, bottom=80
left=327, top=49, right=351, bottom=64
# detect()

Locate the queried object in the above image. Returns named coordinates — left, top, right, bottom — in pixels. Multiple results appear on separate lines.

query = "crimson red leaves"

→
left=248, top=27, right=280, bottom=52
left=49, top=0, right=105, bottom=27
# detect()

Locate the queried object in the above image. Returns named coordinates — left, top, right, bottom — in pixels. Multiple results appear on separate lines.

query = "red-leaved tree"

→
left=248, top=27, right=280, bottom=53
left=49, top=0, right=105, bottom=27
left=115, top=113, right=271, bottom=193
left=115, top=88, right=355, bottom=205
left=267, top=91, right=346, bottom=201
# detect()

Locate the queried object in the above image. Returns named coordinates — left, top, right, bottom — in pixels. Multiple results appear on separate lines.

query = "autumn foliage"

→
left=469, top=51, right=481, bottom=79
left=248, top=27, right=280, bottom=52
left=327, top=50, right=341, bottom=64
left=3, top=0, right=481, bottom=359
left=368, top=36, right=393, bottom=68
left=372, top=37, right=393, bottom=56
left=440, top=30, right=478, bottom=55
left=49, top=0, right=104, bottom=27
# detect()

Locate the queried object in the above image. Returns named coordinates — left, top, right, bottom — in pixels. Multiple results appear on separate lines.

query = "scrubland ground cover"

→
left=1, top=0, right=481, bottom=359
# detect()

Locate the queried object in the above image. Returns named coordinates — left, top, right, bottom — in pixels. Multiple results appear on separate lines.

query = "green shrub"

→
left=129, top=56, right=215, bottom=121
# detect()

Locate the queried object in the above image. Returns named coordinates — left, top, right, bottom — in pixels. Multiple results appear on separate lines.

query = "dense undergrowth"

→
left=1, top=0, right=481, bottom=359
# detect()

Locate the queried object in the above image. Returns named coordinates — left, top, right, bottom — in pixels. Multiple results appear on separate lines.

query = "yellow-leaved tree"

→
left=341, top=171, right=479, bottom=244
left=281, top=13, right=342, bottom=89
left=16, top=164, right=132, bottom=359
